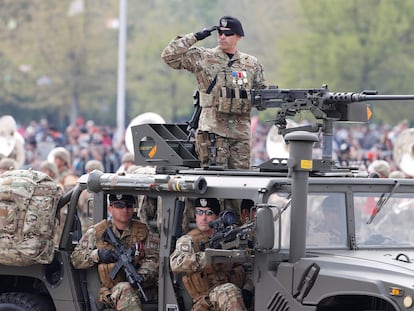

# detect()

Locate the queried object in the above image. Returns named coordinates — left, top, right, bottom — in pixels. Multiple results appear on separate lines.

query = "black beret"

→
left=194, top=198, right=221, bottom=215
left=218, top=16, right=244, bottom=36
left=109, top=194, right=135, bottom=203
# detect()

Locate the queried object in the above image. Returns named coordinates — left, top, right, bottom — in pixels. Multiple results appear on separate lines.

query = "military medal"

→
left=237, top=71, right=243, bottom=85
left=243, top=71, right=248, bottom=84
left=232, top=71, right=237, bottom=85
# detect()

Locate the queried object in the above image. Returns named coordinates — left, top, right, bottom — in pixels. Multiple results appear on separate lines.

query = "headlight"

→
left=403, top=295, right=413, bottom=308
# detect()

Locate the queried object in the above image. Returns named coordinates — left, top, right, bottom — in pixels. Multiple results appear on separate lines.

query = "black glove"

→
left=98, top=249, right=119, bottom=264
left=194, top=26, right=217, bottom=41
left=241, top=289, right=253, bottom=308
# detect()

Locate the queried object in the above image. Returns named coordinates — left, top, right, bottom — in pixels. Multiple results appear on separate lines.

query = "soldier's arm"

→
left=161, top=33, right=202, bottom=72
left=138, top=259, right=158, bottom=285
left=137, top=230, right=160, bottom=283
left=70, top=227, right=99, bottom=269
left=253, top=62, right=267, bottom=90
left=169, top=235, right=207, bottom=273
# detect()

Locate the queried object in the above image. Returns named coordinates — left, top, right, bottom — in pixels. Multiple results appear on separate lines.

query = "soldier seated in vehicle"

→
left=170, top=197, right=253, bottom=310
left=71, top=194, right=158, bottom=311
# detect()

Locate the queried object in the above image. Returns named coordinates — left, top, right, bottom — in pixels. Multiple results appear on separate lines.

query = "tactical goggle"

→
left=111, top=200, right=134, bottom=209
left=218, top=29, right=235, bottom=37
left=195, top=209, right=215, bottom=216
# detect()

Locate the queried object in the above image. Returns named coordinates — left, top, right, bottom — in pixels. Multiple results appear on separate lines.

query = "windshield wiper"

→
left=367, top=180, right=400, bottom=224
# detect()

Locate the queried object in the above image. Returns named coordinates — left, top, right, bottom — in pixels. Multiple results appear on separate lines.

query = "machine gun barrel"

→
left=359, top=94, right=414, bottom=101
left=85, top=170, right=207, bottom=194
left=323, top=92, right=414, bottom=103
left=252, top=86, right=414, bottom=109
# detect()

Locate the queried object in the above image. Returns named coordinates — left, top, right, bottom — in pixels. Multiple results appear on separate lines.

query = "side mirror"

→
left=255, top=205, right=275, bottom=250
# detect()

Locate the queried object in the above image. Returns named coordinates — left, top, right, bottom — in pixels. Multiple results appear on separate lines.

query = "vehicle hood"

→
left=307, top=249, right=414, bottom=272
left=301, top=249, right=414, bottom=303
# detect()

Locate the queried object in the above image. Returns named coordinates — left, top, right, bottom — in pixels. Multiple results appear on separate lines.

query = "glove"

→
left=241, top=289, right=253, bottom=308
left=98, top=249, right=119, bottom=264
left=194, top=26, right=217, bottom=41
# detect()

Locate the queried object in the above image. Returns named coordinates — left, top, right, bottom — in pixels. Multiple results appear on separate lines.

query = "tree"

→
left=278, top=0, right=414, bottom=123
left=0, top=0, right=118, bottom=127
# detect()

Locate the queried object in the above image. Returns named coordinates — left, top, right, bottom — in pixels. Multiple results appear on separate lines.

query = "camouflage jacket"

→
left=161, top=33, right=266, bottom=139
left=71, top=219, right=159, bottom=286
left=170, top=228, right=252, bottom=297
left=170, top=229, right=209, bottom=273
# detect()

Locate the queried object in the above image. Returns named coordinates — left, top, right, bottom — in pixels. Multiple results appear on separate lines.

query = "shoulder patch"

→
left=177, top=235, right=193, bottom=253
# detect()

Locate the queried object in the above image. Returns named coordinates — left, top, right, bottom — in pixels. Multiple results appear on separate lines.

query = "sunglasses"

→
left=218, top=29, right=235, bottom=37
left=111, top=200, right=134, bottom=209
left=195, top=209, right=215, bottom=216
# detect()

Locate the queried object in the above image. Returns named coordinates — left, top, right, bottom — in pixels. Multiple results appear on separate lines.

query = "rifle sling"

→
left=205, top=59, right=236, bottom=94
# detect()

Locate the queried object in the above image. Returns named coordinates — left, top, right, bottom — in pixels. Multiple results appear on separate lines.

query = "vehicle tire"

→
left=0, top=292, right=53, bottom=311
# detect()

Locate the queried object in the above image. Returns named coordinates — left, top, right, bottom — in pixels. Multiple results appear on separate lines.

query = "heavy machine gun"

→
left=252, top=85, right=414, bottom=162
left=102, top=227, right=148, bottom=302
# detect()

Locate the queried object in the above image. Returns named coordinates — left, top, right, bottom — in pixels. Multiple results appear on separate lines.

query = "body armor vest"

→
left=182, top=229, right=245, bottom=302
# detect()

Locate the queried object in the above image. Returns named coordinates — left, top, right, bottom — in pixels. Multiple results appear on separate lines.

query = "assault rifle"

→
left=102, top=227, right=148, bottom=302
left=201, top=211, right=255, bottom=250
left=251, top=85, right=414, bottom=161
left=208, top=222, right=255, bottom=250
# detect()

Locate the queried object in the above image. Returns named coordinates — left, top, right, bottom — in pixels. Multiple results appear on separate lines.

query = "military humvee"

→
left=2, top=87, right=414, bottom=310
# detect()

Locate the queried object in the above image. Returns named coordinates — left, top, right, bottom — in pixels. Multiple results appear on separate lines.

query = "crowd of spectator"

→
left=17, top=117, right=127, bottom=177
left=0, top=115, right=412, bottom=182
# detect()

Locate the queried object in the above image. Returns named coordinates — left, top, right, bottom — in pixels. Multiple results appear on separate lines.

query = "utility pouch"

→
left=195, top=131, right=210, bottom=163
left=218, top=87, right=251, bottom=114
left=199, top=92, right=214, bottom=108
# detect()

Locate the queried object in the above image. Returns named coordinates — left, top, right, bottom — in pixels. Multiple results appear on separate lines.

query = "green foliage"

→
left=279, top=0, right=414, bottom=123
left=1, top=0, right=414, bottom=127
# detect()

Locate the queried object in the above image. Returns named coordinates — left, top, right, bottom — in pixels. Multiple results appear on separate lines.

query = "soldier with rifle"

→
left=71, top=194, right=158, bottom=311
left=162, top=16, right=266, bottom=169
left=170, top=198, right=253, bottom=310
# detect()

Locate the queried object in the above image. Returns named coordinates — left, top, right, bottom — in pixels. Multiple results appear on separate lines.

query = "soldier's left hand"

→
left=98, top=249, right=119, bottom=264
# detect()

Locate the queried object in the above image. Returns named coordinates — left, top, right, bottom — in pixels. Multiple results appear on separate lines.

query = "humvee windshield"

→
left=271, top=191, right=414, bottom=250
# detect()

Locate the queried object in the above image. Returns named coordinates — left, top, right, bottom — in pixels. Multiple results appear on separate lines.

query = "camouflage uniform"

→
left=161, top=33, right=266, bottom=169
left=170, top=228, right=249, bottom=310
left=71, top=219, right=159, bottom=311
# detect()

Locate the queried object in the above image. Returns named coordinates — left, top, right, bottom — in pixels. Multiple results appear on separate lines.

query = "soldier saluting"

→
left=162, top=16, right=266, bottom=169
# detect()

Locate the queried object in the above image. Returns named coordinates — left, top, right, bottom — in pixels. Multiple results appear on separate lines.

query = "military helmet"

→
left=122, top=152, right=135, bottom=164
left=85, top=160, right=104, bottom=173
left=40, top=160, right=58, bottom=176
left=51, top=147, right=71, bottom=165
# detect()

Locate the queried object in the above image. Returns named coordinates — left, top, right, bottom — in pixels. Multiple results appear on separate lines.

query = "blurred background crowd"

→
left=0, top=114, right=413, bottom=190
